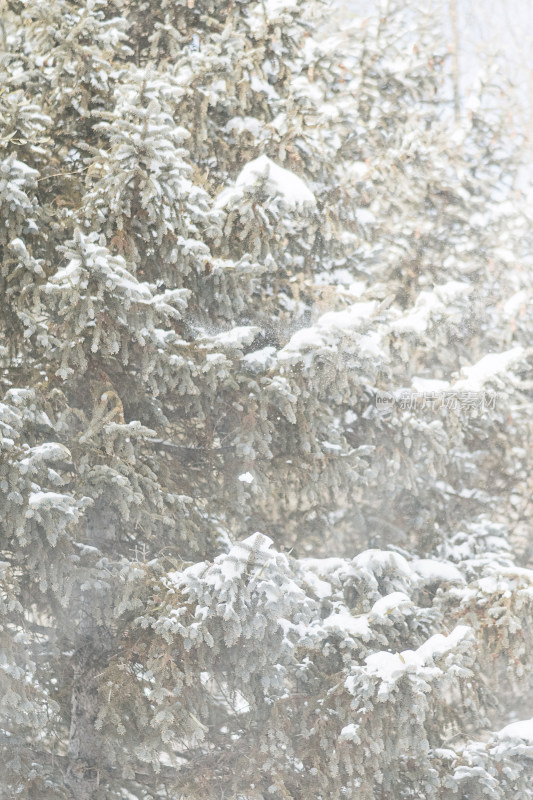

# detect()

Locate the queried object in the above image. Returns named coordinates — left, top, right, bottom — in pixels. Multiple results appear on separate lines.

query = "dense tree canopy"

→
left=1, top=0, right=533, bottom=798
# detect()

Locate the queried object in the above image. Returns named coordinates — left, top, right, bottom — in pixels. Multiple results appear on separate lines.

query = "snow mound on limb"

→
left=278, top=301, right=380, bottom=361
left=345, top=625, right=473, bottom=699
left=411, top=559, right=464, bottom=585
left=391, top=281, right=471, bottom=335
left=454, top=346, right=526, bottom=391
left=497, top=718, right=533, bottom=743
left=216, top=155, right=316, bottom=210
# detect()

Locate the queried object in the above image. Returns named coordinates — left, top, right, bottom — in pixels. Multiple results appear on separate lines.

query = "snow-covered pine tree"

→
left=1, top=0, right=533, bottom=798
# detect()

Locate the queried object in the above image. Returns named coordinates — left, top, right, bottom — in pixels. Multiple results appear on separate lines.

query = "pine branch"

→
left=146, top=438, right=236, bottom=455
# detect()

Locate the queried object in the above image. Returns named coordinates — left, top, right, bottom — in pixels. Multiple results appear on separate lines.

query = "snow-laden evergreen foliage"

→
left=1, top=0, right=533, bottom=798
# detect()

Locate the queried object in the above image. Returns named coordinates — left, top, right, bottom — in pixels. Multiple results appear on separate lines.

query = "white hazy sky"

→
left=338, top=0, right=533, bottom=163
left=457, top=0, right=533, bottom=115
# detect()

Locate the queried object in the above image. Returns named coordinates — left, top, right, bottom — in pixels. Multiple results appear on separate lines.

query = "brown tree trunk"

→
left=449, top=0, right=461, bottom=122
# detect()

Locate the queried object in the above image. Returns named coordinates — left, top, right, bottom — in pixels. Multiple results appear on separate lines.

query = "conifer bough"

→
left=1, top=0, right=533, bottom=798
